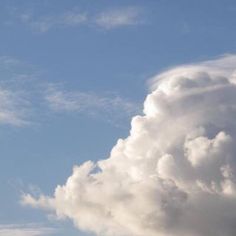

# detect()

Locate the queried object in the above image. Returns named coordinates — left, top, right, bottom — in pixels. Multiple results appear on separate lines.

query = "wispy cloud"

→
left=0, top=224, right=56, bottom=236
left=0, top=56, right=141, bottom=127
left=7, top=6, right=144, bottom=32
left=19, top=10, right=87, bottom=32
left=45, top=85, right=141, bottom=125
left=0, top=87, right=30, bottom=126
left=0, top=57, right=33, bottom=126
left=95, top=7, right=143, bottom=29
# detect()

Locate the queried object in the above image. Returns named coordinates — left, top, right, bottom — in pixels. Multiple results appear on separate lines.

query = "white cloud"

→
left=0, top=224, right=56, bottom=236
left=95, top=7, right=143, bottom=29
left=22, top=55, right=236, bottom=236
left=45, top=86, right=140, bottom=125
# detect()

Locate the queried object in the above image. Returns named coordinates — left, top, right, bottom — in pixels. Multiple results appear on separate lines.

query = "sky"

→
left=1, top=0, right=236, bottom=236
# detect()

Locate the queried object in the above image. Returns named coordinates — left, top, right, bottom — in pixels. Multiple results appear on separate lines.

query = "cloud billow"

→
left=23, top=55, right=236, bottom=236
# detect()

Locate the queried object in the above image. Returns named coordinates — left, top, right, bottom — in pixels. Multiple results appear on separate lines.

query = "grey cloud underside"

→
left=23, top=55, right=236, bottom=236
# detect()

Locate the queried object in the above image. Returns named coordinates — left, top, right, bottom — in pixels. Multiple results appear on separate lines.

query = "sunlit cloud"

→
left=23, top=55, right=236, bottom=236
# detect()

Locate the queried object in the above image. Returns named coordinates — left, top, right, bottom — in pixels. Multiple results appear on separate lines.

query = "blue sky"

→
left=0, top=0, right=236, bottom=235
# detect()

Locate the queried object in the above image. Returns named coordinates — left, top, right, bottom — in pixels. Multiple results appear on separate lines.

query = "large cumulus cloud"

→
left=22, top=55, right=236, bottom=236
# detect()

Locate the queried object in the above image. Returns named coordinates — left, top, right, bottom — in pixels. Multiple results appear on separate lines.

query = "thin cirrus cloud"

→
left=0, top=57, right=32, bottom=126
left=22, top=55, right=236, bottom=236
left=94, top=7, right=143, bottom=30
left=0, top=224, right=56, bottom=236
left=0, top=87, right=30, bottom=126
left=45, top=86, right=141, bottom=124
left=0, top=56, right=139, bottom=127
left=17, top=7, right=144, bottom=32
left=19, top=10, right=87, bottom=33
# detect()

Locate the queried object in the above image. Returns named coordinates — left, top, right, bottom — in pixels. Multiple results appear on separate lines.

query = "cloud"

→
left=0, top=224, right=56, bottom=236
left=95, top=7, right=143, bottom=30
left=9, top=6, right=143, bottom=32
left=0, top=57, right=32, bottom=126
left=19, top=10, right=87, bottom=32
left=0, top=56, right=140, bottom=127
left=0, top=87, right=29, bottom=126
left=22, top=55, right=236, bottom=236
left=45, top=86, right=140, bottom=125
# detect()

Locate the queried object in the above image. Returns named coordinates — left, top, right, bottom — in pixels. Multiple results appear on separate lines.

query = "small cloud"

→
left=95, top=7, right=143, bottom=29
left=0, top=223, right=56, bottom=236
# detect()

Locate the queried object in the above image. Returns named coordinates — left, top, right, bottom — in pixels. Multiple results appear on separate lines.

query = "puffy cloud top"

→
left=23, top=55, right=236, bottom=236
